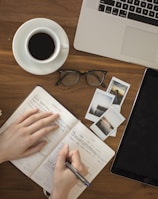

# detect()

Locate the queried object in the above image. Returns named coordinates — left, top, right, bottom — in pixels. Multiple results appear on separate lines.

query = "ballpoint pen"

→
left=65, top=161, right=90, bottom=187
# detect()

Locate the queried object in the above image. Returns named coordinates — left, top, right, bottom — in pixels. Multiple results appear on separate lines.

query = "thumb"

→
left=56, top=144, right=69, bottom=169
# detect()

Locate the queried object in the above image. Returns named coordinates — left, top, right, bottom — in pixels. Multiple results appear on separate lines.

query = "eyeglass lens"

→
left=86, top=71, right=105, bottom=86
left=60, top=71, right=80, bottom=86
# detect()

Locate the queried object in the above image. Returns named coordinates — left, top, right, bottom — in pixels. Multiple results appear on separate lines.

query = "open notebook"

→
left=0, top=86, right=115, bottom=199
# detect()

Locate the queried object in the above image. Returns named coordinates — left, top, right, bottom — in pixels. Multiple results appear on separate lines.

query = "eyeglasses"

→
left=56, top=69, right=107, bottom=87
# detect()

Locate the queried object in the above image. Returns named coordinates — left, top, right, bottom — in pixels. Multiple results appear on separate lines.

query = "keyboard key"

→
left=123, top=4, right=129, bottom=9
left=116, top=2, right=122, bottom=8
left=154, top=0, right=158, bottom=4
left=112, top=8, right=119, bottom=15
left=149, top=11, right=155, bottom=17
left=98, top=4, right=105, bottom=12
left=105, top=6, right=112, bottom=13
left=128, top=12, right=158, bottom=26
left=154, top=5, right=158, bottom=11
left=136, top=7, right=142, bottom=13
left=141, top=1, right=147, bottom=7
left=134, top=0, right=140, bottom=6
left=100, top=0, right=115, bottom=6
left=119, top=10, right=127, bottom=17
left=129, top=5, right=135, bottom=11
left=127, top=0, right=134, bottom=4
left=142, top=9, right=148, bottom=15
left=147, top=3, right=153, bottom=9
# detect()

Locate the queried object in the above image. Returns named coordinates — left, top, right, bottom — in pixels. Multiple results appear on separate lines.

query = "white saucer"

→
left=12, top=18, right=69, bottom=75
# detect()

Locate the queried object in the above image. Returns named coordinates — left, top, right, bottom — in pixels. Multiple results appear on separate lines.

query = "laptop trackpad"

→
left=122, top=27, right=158, bottom=62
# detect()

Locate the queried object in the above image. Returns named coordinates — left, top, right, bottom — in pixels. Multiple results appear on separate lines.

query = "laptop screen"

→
left=111, top=68, right=158, bottom=186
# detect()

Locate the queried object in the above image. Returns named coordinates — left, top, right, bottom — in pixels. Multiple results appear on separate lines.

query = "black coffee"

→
left=28, top=32, right=55, bottom=60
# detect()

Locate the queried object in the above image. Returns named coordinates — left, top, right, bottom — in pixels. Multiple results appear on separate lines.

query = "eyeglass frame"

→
left=56, top=69, right=107, bottom=87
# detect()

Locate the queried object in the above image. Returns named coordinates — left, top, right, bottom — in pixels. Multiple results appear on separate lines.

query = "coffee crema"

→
left=28, top=32, right=55, bottom=60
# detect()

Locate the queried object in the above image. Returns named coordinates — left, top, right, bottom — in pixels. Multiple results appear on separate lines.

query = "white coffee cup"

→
left=25, top=27, right=61, bottom=64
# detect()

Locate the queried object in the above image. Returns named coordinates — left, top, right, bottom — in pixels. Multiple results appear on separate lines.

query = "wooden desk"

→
left=0, top=1, right=157, bottom=199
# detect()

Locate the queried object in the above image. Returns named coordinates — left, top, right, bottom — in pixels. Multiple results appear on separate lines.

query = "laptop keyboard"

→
left=98, top=0, right=158, bottom=26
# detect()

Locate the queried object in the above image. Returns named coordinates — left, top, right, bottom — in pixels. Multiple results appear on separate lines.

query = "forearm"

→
left=0, top=157, right=5, bottom=164
left=0, top=110, right=4, bottom=163
left=0, top=155, right=5, bottom=164
left=0, top=140, right=7, bottom=164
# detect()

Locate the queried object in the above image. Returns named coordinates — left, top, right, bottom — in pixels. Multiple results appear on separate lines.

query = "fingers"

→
left=55, top=144, right=69, bottom=170
left=22, top=141, right=47, bottom=157
left=69, top=149, right=88, bottom=176
left=69, top=149, right=81, bottom=166
left=16, top=109, right=59, bottom=128
left=26, top=113, right=59, bottom=134
left=15, top=109, right=60, bottom=146
left=56, top=145, right=88, bottom=176
left=15, top=108, right=59, bottom=134
left=21, top=111, right=58, bottom=127
left=30, top=123, right=59, bottom=142
left=15, top=108, right=39, bottom=124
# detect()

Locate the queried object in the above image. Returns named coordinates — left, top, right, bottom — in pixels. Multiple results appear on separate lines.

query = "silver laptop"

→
left=74, top=0, right=158, bottom=69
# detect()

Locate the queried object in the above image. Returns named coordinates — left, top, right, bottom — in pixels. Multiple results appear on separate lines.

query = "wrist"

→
left=50, top=189, right=69, bottom=199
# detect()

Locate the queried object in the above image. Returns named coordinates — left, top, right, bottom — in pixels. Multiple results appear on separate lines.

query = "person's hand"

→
left=0, top=108, right=59, bottom=163
left=50, top=144, right=88, bottom=199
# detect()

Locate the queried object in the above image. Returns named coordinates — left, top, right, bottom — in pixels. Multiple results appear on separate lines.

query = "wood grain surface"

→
left=1, top=1, right=156, bottom=199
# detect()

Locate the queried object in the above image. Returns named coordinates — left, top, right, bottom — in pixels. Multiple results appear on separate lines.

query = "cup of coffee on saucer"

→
left=25, top=27, right=61, bottom=64
left=12, top=18, right=69, bottom=75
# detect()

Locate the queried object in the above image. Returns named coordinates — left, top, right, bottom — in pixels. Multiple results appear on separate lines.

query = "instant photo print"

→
left=107, top=77, right=130, bottom=109
left=90, top=107, right=125, bottom=141
left=85, top=89, right=115, bottom=123
left=111, top=68, right=158, bottom=187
